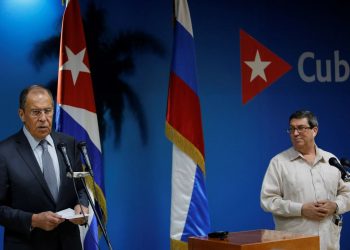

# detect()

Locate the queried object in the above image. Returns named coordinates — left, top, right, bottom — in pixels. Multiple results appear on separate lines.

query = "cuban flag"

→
left=56, top=0, right=107, bottom=249
left=165, top=0, right=211, bottom=249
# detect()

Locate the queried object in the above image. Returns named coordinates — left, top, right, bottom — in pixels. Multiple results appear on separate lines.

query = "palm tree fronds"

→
left=29, top=1, right=165, bottom=147
left=110, top=31, right=166, bottom=58
left=30, top=36, right=61, bottom=70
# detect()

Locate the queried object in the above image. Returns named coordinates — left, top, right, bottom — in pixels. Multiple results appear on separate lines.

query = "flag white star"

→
left=59, top=46, right=90, bottom=85
left=244, top=50, right=271, bottom=82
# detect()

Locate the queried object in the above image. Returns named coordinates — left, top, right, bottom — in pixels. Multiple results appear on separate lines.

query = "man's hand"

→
left=31, top=211, right=65, bottom=231
left=301, top=200, right=337, bottom=220
left=69, top=204, right=89, bottom=225
left=316, top=200, right=338, bottom=216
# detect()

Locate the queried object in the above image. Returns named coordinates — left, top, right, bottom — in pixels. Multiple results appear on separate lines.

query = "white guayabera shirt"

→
left=261, top=146, right=350, bottom=250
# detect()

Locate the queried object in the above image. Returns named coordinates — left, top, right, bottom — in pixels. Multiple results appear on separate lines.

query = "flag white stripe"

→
left=170, top=145, right=197, bottom=240
left=61, top=104, right=101, bottom=151
left=175, top=0, right=193, bottom=36
left=79, top=189, right=95, bottom=246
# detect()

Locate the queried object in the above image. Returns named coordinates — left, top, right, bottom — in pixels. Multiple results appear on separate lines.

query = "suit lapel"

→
left=14, top=131, right=56, bottom=203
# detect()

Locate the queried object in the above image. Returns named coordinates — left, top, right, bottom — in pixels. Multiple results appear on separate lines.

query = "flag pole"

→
left=57, top=0, right=108, bottom=249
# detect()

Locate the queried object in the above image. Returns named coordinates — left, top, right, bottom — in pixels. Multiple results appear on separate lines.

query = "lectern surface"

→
left=188, top=229, right=320, bottom=250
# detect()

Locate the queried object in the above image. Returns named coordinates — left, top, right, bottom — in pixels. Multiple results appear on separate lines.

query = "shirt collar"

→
left=22, top=126, right=54, bottom=150
left=288, top=145, right=326, bottom=163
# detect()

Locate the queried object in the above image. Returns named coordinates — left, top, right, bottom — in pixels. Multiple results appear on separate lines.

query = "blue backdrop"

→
left=1, top=0, right=350, bottom=249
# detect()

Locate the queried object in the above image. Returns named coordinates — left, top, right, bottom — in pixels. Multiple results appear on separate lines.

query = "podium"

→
left=188, top=229, right=320, bottom=250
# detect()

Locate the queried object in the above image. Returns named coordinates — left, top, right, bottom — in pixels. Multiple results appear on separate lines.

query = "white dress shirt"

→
left=261, top=146, right=350, bottom=250
left=23, top=127, right=61, bottom=190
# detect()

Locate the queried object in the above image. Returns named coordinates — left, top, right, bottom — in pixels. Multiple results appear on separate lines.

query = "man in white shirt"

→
left=260, top=110, right=350, bottom=250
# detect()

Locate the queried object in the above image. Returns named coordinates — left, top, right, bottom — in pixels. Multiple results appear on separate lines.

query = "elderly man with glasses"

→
left=260, top=110, right=350, bottom=250
left=0, top=85, right=89, bottom=250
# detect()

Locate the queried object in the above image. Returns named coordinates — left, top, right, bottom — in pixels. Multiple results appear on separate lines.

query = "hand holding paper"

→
left=56, top=208, right=89, bottom=220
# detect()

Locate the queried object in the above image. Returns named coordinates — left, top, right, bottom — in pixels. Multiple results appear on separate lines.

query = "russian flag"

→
left=166, top=0, right=211, bottom=249
left=56, top=0, right=107, bottom=249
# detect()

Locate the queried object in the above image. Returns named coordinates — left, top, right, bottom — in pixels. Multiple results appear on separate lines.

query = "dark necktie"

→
left=40, top=140, right=58, bottom=201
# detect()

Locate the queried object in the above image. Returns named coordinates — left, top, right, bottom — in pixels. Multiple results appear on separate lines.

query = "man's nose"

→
left=292, top=129, right=300, bottom=135
left=38, top=113, right=48, bottom=121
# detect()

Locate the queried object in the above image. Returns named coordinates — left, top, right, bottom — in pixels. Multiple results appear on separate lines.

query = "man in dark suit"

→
left=0, top=85, right=89, bottom=250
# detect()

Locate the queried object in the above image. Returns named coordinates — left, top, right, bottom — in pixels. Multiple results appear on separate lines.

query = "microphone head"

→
left=340, top=158, right=350, bottom=167
left=77, top=141, right=93, bottom=175
left=57, top=142, right=73, bottom=175
left=78, top=141, right=87, bottom=149
left=329, top=157, right=347, bottom=180
left=57, top=142, right=67, bottom=149
left=329, top=157, right=341, bottom=167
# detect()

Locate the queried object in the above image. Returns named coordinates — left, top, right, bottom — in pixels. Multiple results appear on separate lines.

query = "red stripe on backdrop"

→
left=166, top=72, right=205, bottom=158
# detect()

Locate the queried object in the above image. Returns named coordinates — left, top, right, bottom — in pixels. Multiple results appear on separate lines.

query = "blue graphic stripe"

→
left=171, top=20, right=198, bottom=94
left=180, top=166, right=211, bottom=242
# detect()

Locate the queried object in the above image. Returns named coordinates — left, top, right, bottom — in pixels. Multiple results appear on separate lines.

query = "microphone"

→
left=76, top=141, right=112, bottom=249
left=340, top=158, right=350, bottom=168
left=78, top=141, right=94, bottom=177
left=57, top=142, right=74, bottom=177
left=329, top=157, right=350, bottom=182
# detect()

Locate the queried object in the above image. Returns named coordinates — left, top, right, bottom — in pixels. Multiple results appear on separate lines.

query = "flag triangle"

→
left=240, top=29, right=292, bottom=104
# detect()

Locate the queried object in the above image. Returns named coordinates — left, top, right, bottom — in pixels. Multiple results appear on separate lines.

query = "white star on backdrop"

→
left=59, top=46, right=90, bottom=85
left=244, top=50, right=271, bottom=82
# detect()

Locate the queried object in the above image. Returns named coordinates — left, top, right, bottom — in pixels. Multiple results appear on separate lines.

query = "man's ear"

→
left=18, top=109, right=25, bottom=123
left=312, top=126, right=318, bottom=137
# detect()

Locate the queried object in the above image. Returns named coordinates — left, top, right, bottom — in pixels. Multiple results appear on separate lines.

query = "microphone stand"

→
left=343, top=174, right=350, bottom=182
left=59, top=143, right=113, bottom=250
left=329, top=157, right=350, bottom=182
left=77, top=142, right=113, bottom=250
left=344, top=174, right=350, bottom=182
left=76, top=175, right=113, bottom=250
left=340, top=159, right=350, bottom=182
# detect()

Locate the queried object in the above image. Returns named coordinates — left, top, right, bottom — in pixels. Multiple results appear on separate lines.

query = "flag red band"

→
left=166, top=72, right=205, bottom=159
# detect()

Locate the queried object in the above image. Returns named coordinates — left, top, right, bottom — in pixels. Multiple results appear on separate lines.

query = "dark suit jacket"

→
left=0, top=130, right=88, bottom=250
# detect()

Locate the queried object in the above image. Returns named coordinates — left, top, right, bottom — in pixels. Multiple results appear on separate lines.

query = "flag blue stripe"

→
left=171, top=21, right=198, bottom=94
left=169, top=0, right=210, bottom=245
left=180, top=166, right=211, bottom=242
left=83, top=216, right=98, bottom=250
left=56, top=105, right=104, bottom=250
left=55, top=106, right=105, bottom=190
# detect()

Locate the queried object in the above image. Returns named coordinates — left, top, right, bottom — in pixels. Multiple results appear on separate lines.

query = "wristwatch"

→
left=334, top=203, right=339, bottom=214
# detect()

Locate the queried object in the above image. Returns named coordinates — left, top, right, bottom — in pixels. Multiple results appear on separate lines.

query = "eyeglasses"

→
left=287, top=126, right=312, bottom=134
left=29, top=108, right=53, bottom=117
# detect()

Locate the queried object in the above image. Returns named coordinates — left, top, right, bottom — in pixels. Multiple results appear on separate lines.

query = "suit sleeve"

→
left=0, top=153, right=32, bottom=236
